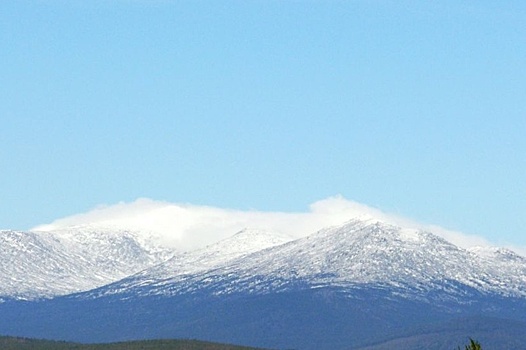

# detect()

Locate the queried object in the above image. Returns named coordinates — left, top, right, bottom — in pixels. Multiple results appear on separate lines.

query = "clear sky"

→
left=1, top=1, right=525, bottom=247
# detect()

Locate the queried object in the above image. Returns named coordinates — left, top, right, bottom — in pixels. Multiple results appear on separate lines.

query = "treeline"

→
left=0, top=337, right=262, bottom=350
left=0, top=335, right=483, bottom=350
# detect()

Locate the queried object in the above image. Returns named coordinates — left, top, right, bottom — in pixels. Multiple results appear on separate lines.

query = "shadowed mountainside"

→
left=355, top=316, right=526, bottom=350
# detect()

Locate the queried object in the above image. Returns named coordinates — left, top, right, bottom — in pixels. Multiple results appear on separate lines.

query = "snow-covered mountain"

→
left=82, top=218, right=526, bottom=301
left=4, top=215, right=526, bottom=303
left=82, top=228, right=294, bottom=298
left=2, top=212, right=526, bottom=349
left=0, top=225, right=173, bottom=300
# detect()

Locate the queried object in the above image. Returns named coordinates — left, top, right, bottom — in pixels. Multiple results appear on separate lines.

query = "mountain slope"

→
left=90, top=219, right=526, bottom=302
left=355, top=316, right=526, bottom=350
left=82, top=228, right=293, bottom=298
left=0, top=225, right=173, bottom=300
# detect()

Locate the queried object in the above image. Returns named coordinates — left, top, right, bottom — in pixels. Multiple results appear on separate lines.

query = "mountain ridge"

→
left=1, top=214, right=526, bottom=349
left=86, top=218, right=526, bottom=301
left=0, top=226, right=174, bottom=300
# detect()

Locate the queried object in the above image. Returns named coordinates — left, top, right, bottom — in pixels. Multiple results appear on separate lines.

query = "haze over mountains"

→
left=1, top=197, right=526, bottom=349
left=31, top=197, right=502, bottom=252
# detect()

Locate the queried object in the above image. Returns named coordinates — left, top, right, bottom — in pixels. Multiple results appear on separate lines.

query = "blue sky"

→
left=2, top=1, right=525, bottom=246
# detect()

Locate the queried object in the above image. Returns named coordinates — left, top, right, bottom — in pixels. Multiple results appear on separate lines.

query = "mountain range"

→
left=1, top=212, right=526, bottom=349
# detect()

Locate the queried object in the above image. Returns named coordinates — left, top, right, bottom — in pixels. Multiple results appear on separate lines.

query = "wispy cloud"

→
left=32, top=196, right=522, bottom=254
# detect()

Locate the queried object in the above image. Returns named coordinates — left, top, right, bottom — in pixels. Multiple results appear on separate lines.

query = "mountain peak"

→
left=218, top=227, right=293, bottom=250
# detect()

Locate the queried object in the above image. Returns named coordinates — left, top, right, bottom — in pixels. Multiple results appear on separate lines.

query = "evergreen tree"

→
left=458, top=338, right=482, bottom=350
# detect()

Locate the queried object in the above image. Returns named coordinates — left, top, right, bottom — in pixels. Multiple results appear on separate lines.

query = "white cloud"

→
left=32, top=196, right=523, bottom=254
